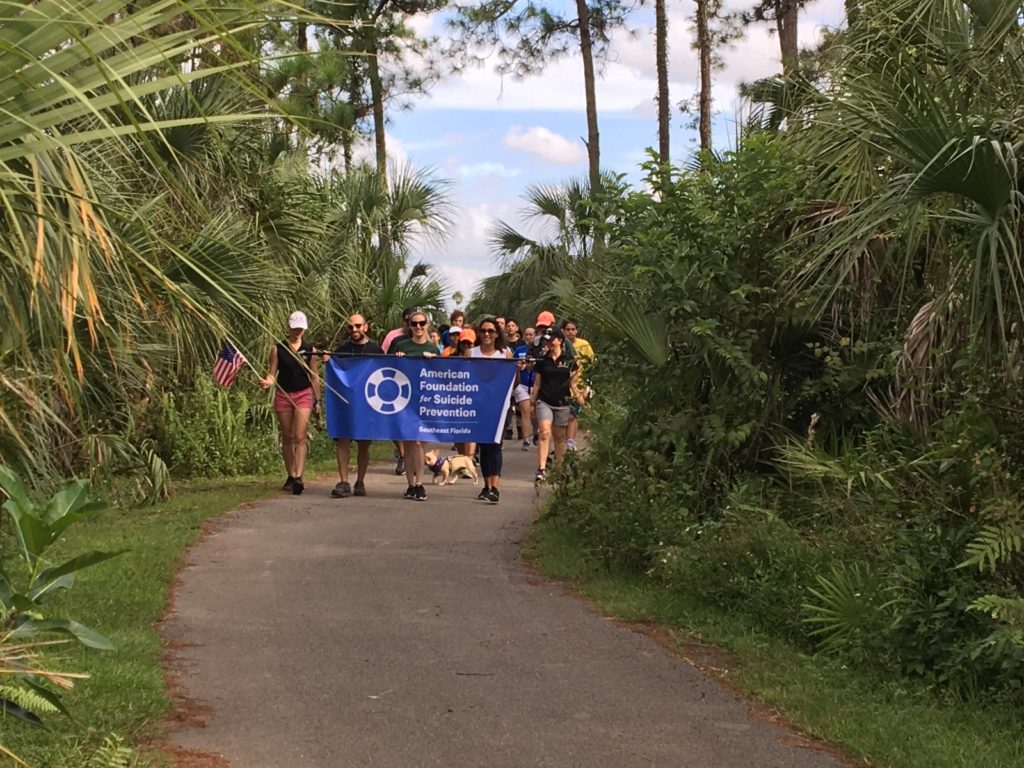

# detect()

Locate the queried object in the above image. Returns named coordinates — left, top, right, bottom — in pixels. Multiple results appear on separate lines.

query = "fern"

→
left=85, top=735, right=135, bottom=768
left=0, top=683, right=59, bottom=717
left=959, top=523, right=1024, bottom=572
left=968, top=595, right=1024, bottom=626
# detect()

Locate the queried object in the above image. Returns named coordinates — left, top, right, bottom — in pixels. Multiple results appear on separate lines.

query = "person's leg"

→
left=536, top=420, right=552, bottom=471
left=552, top=418, right=568, bottom=465
left=276, top=409, right=296, bottom=479
left=356, top=441, right=371, bottom=483
left=402, top=440, right=424, bottom=492
left=518, top=397, right=533, bottom=450
left=336, top=439, right=351, bottom=484
left=567, top=414, right=578, bottom=450
left=393, top=440, right=405, bottom=475
left=291, top=408, right=312, bottom=479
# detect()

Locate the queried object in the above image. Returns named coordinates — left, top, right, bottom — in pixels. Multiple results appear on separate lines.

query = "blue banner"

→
left=325, top=356, right=517, bottom=443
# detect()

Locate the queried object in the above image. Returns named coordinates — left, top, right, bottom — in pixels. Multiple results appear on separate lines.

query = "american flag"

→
left=213, top=342, right=246, bottom=388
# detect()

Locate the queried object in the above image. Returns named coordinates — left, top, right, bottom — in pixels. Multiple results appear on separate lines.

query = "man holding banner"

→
left=329, top=314, right=382, bottom=499
left=324, top=311, right=517, bottom=503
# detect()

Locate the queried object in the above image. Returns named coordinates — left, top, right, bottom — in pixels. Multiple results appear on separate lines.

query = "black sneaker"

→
left=534, top=469, right=546, bottom=484
left=404, top=484, right=417, bottom=500
left=414, top=484, right=427, bottom=501
left=477, top=487, right=490, bottom=501
left=292, top=477, right=304, bottom=495
left=395, top=457, right=406, bottom=475
left=487, top=487, right=500, bottom=503
left=353, top=480, right=366, bottom=497
left=282, top=475, right=296, bottom=491
left=331, top=481, right=351, bottom=498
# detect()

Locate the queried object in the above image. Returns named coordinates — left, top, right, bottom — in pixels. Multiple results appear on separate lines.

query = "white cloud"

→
left=502, top=125, right=587, bottom=165
left=459, top=161, right=522, bottom=178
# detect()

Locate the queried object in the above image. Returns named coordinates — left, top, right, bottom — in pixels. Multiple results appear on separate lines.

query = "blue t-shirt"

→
left=514, top=344, right=535, bottom=388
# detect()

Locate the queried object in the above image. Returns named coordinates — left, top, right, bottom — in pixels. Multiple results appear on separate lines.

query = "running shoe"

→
left=487, top=488, right=500, bottom=503
left=395, top=457, right=406, bottom=475
left=534, top=469, right=547, bottom=484
left=521, top=440, right=531, bottom=451
left=291, top=477, right=304, bottom=495
left=404, top=484, right=417, bottom=500
left=567, top=439, right=576, bottom=452
left=414, top=484, right=427, bottom=501
left=331, top=481, right=351, bottom=498
left=282, top=475, right=296, bottom=491
left=353, top=480, right=366, bottom=497
left=477, top=487, right=490, bottom=501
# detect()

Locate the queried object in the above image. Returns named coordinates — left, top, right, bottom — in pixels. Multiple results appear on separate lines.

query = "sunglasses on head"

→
left=409, top=320, right=427, bottom=327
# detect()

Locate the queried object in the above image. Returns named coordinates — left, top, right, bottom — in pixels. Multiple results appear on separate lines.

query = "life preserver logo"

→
left=364, top=367, right=412, bottom=414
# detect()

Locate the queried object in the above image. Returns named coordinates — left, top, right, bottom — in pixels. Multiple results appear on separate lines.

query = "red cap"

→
left=536, top=310, right=556, bottom=327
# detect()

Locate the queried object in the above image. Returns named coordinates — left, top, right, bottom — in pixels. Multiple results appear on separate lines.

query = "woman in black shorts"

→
left=530, top=327, right=583, bottom=482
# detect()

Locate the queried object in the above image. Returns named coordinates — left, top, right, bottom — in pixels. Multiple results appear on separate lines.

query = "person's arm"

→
left=569, top=364, right=585, bottom=404
left=531, top=372, right=541, bottom=405
left=259, top=345, right=278, bottom=389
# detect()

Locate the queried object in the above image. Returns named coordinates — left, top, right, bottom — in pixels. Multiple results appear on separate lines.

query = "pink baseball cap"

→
left=536, top=310, right=556, bottom=327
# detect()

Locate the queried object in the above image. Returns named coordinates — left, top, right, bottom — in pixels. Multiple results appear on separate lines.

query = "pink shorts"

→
left=273, top=387, right=315, bottom=413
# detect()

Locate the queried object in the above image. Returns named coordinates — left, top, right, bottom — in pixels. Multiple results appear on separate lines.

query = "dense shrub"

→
left=150, top=377, right=332, bottom=477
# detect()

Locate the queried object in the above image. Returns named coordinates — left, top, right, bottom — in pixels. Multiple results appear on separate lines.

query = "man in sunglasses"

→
left=330, top=314, right=383, bottom=499
left=391, top=311, right=437, bottom=501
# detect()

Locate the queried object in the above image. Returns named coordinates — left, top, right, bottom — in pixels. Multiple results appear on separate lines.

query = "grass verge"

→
left=524, top=512, right=1024, bottom=768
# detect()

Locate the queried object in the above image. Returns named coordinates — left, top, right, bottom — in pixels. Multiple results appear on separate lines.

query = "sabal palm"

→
left=0, top=0, right=329, bottom=477
left=792, top=0, right=1024, bottom=378
left=475, top=177, right=598, bottom=321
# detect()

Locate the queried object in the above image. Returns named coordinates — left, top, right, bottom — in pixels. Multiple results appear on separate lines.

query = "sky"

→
left=371, top=0, right=847, bottom=304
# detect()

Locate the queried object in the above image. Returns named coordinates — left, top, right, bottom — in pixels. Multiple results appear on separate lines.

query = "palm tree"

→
left=790, top=0, right=1024, bottom=426
left=0, top=0, right=346, bottom=479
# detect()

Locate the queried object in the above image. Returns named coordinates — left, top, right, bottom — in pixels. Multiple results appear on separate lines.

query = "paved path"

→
left=163, top=447, right=842, bottom=767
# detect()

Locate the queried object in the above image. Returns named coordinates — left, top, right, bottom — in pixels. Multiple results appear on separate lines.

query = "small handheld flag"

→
left=213, top=342, right=246, bottom=388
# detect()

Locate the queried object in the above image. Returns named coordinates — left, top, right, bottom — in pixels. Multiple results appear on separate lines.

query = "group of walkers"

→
left=256, top=307, right=593, bottom=504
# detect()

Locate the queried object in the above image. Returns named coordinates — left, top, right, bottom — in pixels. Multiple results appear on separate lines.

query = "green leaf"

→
left=0, top=698, right=45, bottom=726
left=2, top=499, right=53, bottom=560
left=0, top=465, right=31, bottom=515
left=29, top=550, right=126, bottom=600
left=10, top=618, right=115, bottom=651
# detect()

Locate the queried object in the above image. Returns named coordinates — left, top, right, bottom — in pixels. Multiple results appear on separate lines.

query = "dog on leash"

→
left=424, top=449, right=479, bottom=485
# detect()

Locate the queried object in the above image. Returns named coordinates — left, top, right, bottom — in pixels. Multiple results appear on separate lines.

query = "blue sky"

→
left=373, top=0, right=846, bottom=302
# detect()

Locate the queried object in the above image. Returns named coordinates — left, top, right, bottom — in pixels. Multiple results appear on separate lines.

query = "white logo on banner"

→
left=364, top=367, right=412, bottom=414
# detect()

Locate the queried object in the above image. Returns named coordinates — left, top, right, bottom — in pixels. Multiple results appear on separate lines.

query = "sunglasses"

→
left=347, top=324, right=363, bottom=330
left=409, top=320, right=427, bottom=327
left=480, top=328, right=497, bottom=335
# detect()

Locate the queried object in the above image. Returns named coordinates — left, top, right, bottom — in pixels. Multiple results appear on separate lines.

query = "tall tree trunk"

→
left=367, top=39, right=388, bottom=192
left=696, top=0, right=712, bottom=151
left=365, top=34, right=391, bottom=256
left=655, top=0, right=670, bottom=164
left=575, top=0, right=601, bottom=193
left=776, top=0, right=799, bottom=75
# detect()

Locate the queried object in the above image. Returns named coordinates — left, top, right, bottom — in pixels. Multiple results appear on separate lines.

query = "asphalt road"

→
left=163, top=445, right=843, bottom=767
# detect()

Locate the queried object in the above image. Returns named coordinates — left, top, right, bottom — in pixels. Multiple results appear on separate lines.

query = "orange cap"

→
left=459, top=327, right=477, bottom=344
left=536, top=310, right=556, bottom=327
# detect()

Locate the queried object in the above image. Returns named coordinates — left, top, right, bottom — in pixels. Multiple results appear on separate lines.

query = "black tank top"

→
left=276, top=341, right=313, bottom=392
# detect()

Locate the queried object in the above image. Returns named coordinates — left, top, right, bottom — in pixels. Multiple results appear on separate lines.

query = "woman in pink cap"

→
left=259, top=310, right=319, bottom=495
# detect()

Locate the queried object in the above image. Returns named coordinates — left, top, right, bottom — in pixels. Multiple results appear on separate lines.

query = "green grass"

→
left=525, top=513, right=1024, bottom=768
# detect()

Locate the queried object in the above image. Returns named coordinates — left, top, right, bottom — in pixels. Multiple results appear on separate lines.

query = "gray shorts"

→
left=535, top=400, right=571, bottom=427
